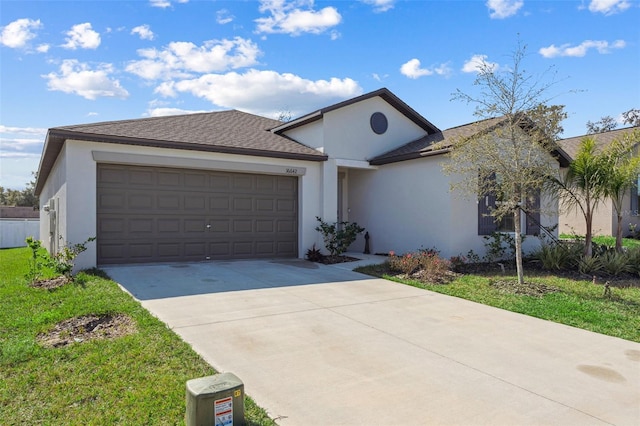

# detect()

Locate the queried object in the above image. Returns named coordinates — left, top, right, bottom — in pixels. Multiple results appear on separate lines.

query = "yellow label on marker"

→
left=234, top=390, right=241, bottom=397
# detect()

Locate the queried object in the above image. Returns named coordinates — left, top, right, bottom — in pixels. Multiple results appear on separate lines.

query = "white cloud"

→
left=62, top=23, right=101, bottom=50
left=0, top=125, right=47, bottom=135
left=131, top=24, right=155, bottom=40
left=0, top=18, right=42, bottom=48
left=166, top=69, right=361, bottom=118
left=400, top=59, right=451, bottom=79
left=43, top=59, right=129, bottom=100
left=461, top=54, right=499, bottom=73
left=150, top=0, right=188, bottom=8
left=0, top=125, right=46, bottom=163
left=36, top=44, right=50, bottom=53
left=539, top=39, right=626, bottom=58
left=588, top=0, right=631, bottom=15
left=256, top=0, right=342, bottom=36
left=216, top=9, right=235, bottom=24
left=146, top=107, right=211, bottom=117
left=486, top=0, right=524, bottom=19
left=361, top=0, right=396, bottom=13
left=126, top=37, right=262, bottom=80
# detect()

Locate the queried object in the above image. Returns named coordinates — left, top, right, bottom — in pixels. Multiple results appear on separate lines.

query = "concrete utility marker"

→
left=105, top=257, right=640, bottom=426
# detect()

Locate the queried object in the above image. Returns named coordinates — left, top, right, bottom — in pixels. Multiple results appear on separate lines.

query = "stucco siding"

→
left=283, top=120, right=324, bottom=152
left=39, top=144, right=68, bottom=255
left=323, top=97, right=427, bottom=161
left=45, top=140, right=324, bottom=269
left=347, top=156, right=459, bottom=257
left=559, top=202, right=614, bottom=236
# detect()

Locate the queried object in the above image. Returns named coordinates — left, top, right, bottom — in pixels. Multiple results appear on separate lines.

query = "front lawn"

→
left=356, top=263, right=640, bottom=343
left=0, top=247, right=276, bottom=425
left=560, top=234, right=640, bottom=249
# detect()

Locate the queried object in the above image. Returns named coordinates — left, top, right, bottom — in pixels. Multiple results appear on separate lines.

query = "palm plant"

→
left=550, top=137, right=609, bottom=258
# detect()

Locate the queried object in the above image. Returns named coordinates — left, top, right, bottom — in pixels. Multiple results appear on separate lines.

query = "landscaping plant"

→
left=314, top=216, right=364, bottom=256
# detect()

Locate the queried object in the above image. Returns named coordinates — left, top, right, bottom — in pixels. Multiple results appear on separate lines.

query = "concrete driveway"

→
left=104, top=257, right=640, bottom=426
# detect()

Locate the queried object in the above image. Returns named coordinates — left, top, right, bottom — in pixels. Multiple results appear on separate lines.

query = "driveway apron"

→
left=104, top=259, right=640, bottom=426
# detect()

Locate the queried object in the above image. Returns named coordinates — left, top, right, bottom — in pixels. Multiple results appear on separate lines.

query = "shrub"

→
left=305, top=244, right=324, bottom=262
left=599, top=251, right=632, bottom=276
left=627, top=247, right=640, bottom=276
left=533, top=243, right=580, bottom=270
left=388, top=250, right=451, bottom=283
left=24, top=236, right=96, bottom=282
left=315, top=217, right=365, bottom=256
left=483, top=232, right=524, bottom=262
left=577, top=256, right=603, bottom=275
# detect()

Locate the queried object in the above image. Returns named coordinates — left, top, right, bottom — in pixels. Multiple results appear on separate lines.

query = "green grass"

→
left=560, top=234, right=640, bottom=249
left=356, top=263, right=640, bottom=343
left=0, top=247, right=276, bottom=426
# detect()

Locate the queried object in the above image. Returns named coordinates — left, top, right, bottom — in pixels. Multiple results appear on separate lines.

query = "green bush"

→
left=577, top=256, right=603, bottom=275
left=600, top=251, right=633, bottom=276
left=533, top=243, right=580, bottom=270
left=315, top=217, right=365, bottom=256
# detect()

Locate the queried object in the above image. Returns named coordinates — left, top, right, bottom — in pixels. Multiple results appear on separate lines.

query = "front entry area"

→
left=96, top=164, right=298, bottom=264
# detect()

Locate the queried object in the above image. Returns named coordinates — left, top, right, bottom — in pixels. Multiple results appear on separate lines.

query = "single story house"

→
left=558, top=126, right=640, bottom=238
left=35, top=88, right=570, bottom=270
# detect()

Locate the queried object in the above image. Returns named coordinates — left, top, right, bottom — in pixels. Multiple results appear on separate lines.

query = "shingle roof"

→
left=558, top=126, right=640, bottom=159
left=370, top=116, right=572, bottom=167
left=370, top=117, right=504, bottom=165
left=35, top=110, right=327, bottom=195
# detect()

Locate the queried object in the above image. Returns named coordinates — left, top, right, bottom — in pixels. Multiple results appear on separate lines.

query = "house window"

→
left=477, top=173, right=540, bottom=235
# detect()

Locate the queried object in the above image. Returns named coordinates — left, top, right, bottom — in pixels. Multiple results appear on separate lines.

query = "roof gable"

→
left=271, top=88, right=441, bottom=135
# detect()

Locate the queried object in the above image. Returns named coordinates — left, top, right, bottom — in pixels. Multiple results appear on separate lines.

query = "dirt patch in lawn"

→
left=490, top=279, right=559, bottom=297
left=38, top=314, right=137, bottom=348
left=30, top=276, right=71, bottom=290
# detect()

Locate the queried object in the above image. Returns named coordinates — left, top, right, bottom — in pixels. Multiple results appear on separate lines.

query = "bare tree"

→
left=622, top=109, right=640, bottom=127
left=443, top=41, right=566, bottom=285
left=586, top=116, right=618, bottom=134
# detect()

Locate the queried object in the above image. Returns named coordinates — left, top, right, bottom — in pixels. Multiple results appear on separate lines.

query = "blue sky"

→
left=1, top=0, right=638, bottom=189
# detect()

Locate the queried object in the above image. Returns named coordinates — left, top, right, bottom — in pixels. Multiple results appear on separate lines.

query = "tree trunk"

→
left=615, top=213, right=624, bottom=253
left=514, top=209, right=524, bottom=285
left=584, top=211, right=593, bottom=258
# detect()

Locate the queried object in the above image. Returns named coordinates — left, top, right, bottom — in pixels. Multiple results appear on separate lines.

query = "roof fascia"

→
left=272, top=88, right=441, bottom=135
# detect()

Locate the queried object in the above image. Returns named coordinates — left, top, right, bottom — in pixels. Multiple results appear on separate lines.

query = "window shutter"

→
left=525, top=191, right=541, bottom=235
left=478, top=173, right=498, bottom=235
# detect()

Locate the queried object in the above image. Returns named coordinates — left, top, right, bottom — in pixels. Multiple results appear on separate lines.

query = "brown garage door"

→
left=97, top=164, right=298, bottom=264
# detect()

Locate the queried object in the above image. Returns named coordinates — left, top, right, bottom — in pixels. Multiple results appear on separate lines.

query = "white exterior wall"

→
left=347, top=155, right=560, bottom=259
left=322, top=97, right=427, bottom=160
left=284, top=120, right=324, bottom=152
left=347, top=156, right=461, bottom=257
left=40, top=139, right=324, bottom=270
left=39, top=144, right=68, bottom=255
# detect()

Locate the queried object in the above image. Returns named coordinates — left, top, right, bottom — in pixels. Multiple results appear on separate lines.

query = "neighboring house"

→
left=35, top=88, right=570, bottom=270
left=558, top=126, right=640, bottom=238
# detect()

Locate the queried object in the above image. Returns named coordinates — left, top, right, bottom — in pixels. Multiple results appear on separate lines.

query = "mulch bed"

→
left=37, top=314, right=137, bottom=348
left=314, top=255, right=361, bottom=264
left=30, top=276, right=71, bottom=290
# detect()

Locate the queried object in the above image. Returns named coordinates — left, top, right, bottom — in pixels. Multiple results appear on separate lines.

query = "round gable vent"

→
left=370, top=112, right=388, bottom=135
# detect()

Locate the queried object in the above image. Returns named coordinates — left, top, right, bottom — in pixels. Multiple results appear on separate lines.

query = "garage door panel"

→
left=233, top=220, right=252, bottom=233
left=256, top=220, right=274, bottom=233
left=129, top=218, right=153, bottom=233
left=158, top=219, right=180, bottom=233
left=97, top=164, right=298, bottom=264
left=129, top=169, right=154, bottom=185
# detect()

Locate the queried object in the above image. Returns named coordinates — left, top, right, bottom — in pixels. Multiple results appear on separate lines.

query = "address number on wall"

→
left=285, top=168, right=298, bottom=174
